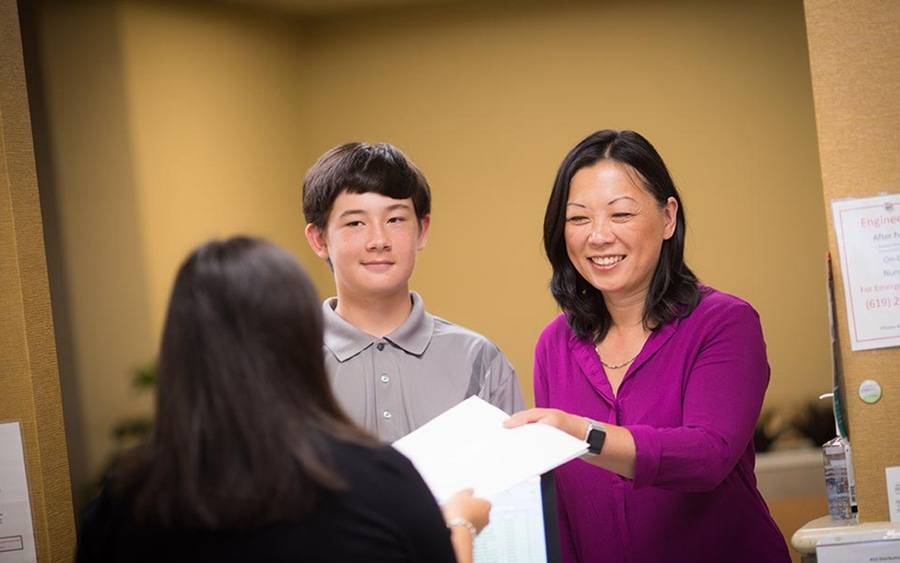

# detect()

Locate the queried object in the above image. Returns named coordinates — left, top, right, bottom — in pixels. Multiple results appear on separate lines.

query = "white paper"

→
left=0, top=422, right=37, bottom=563
left=888, top=466, right=900, bottom=524
left=473, top=477, right=547, bottom=563
left=817, top=533, right=900, bottom=563
left=393, top=396, right=586, bottom=502
left=831, top=194, right=900, bottom=350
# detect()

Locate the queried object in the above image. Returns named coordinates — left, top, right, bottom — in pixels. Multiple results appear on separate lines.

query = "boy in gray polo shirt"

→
left=302, top=142, right=524, bottom=442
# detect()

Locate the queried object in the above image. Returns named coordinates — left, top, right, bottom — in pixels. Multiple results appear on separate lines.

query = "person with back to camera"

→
left=504, top=130, right=791, bottom=562
left=76, top=236, right=490, bottom=563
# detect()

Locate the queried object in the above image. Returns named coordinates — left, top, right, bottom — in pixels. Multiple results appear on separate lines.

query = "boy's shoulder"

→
left=431, top=314, right=492, bottom=344
left=426, top=315, right=509, bottom=372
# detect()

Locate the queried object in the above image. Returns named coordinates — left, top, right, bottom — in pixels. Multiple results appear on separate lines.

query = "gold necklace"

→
left=595, top=345, right=639, bottom=370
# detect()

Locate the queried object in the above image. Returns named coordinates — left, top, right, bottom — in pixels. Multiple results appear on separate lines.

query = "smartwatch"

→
left=583, top=418, right=606, bottom=456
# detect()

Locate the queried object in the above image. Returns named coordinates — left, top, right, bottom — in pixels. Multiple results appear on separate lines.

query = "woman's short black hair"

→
left=117, top=236, right=372, bottom=529
left=543, top=129, right=700, bottom=341
left=302, top=142, right=431, bottom=229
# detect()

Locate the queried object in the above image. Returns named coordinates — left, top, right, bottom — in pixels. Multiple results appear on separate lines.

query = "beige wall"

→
left=34, top=0, right=829, bottom=495
left=1, top=0, right=75, bottom=558
left=116, top=1, right=315, bottom=329
left=34, top=0, right=317, bottom=499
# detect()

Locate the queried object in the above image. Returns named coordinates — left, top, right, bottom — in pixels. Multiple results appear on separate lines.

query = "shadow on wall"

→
left=21, top=0, right=157, bottom=511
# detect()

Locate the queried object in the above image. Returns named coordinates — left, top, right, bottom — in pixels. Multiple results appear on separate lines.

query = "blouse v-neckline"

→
left=568, top=318, right=681, bottom=404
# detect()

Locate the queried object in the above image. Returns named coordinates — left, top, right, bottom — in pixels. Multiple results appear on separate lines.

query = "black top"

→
left=77, top=441, right=456, bottom=563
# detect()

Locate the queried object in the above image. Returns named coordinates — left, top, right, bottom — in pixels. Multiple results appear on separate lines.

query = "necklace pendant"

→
left=596, top=346, right=639, bottom=370
left=600, top=358, right=634, bottom=370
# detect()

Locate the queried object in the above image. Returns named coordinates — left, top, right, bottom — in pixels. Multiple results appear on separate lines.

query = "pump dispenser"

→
left=820, top=393, right=857, bottom=521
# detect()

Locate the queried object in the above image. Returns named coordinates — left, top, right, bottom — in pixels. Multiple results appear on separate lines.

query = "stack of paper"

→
left=393, top=396, right=587, bottom=502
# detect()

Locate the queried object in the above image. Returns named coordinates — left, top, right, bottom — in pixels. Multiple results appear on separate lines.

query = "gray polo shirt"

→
left=322, top=292, right=525, bottom=442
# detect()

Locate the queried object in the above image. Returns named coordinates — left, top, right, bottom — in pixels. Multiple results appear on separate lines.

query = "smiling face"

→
left=305, top=190, right=429, bottom=302
left=564, top=160, right=677, bottom=305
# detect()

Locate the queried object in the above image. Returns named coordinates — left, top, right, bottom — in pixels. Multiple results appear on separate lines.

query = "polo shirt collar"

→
left=385, top=291, right=434, bottom=356
left=322, top=292, right=434, bottom=362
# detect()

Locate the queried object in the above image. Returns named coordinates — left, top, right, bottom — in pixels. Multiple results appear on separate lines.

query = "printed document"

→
left=0, top=422, right=36, bottom=563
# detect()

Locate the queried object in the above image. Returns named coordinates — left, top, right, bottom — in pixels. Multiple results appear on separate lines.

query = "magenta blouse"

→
left=536, top=288, right=791, bottom=563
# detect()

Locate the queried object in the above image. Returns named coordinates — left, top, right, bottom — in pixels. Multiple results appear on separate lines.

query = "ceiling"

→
left=221, top=0, right=459, bottom=17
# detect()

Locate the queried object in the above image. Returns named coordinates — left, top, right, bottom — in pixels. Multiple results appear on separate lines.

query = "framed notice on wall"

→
left=0, top=422, right=36, bottom=563
left=831, top=193, right=900, bottom=351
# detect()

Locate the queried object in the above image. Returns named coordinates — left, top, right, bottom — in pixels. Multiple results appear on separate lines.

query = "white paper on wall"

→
left=831, top=193, right=900, bottom=351
left=0, top=422, right=36, bottom=563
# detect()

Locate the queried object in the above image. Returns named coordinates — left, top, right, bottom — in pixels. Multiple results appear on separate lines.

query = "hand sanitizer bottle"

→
left=820, top=393, right=857, bottom=522
left=823, top=435, right=856, bottom=521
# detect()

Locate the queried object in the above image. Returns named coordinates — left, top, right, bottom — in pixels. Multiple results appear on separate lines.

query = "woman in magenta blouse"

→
left=505, top=130, right=791, bottom=563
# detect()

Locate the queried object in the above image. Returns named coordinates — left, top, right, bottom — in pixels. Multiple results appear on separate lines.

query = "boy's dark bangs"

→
left=342, top=166, right=416, bottom=200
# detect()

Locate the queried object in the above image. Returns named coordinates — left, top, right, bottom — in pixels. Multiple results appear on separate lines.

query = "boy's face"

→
left=305, top=190, right=430, bottom=301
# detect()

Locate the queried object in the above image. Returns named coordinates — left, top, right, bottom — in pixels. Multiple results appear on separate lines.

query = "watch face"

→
left=587, top=427, right=606, bottom=454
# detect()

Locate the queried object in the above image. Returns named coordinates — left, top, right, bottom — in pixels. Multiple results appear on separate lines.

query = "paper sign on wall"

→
left=831, top=193, right=900, bottom=351
left=0, top=422, right=36, bottom=563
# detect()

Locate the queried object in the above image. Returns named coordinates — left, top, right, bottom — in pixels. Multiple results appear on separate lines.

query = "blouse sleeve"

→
left=626, top=301, right=770, bottom=492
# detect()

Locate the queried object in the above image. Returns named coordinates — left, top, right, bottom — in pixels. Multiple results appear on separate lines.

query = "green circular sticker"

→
left=858, top=379, right=882, bottom=404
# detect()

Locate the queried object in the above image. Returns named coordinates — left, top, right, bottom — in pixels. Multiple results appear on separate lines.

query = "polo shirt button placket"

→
left=374, top=341, right=391, bottom=428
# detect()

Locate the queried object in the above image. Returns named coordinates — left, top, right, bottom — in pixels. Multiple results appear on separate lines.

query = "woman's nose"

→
left=588, top=222, right=615, bottom=245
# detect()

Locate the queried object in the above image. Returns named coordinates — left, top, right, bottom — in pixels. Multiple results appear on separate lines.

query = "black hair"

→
left=116, top=236, right=372, bottom=529
left=543, top=130, right=701, bottom=341
left=302, top=142, right=431, bottom=229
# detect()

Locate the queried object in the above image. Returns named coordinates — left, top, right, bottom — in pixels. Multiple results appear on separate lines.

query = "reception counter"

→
left=792, top=516, right=900, bottom=562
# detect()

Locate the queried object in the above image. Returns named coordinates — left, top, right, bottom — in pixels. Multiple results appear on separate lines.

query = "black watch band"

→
left=584, top=418, right=607, bottom=456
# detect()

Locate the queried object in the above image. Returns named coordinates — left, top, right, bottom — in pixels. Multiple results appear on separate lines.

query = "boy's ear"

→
left=416, top=214, right=431, bottom=251
left=304, top=223, right=331, bottom=260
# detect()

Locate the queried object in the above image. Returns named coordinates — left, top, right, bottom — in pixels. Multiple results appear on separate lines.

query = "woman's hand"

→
left=503, top=408, right=588, bottom=441
left=442, top=489, right=490, bottom=563
left=504, top=408, right=637, bottom=479
left=441, top=489, right=491, bottom=534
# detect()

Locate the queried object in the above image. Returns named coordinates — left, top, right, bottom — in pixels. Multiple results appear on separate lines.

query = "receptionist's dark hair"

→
left=543, top=129, right=701, bottom=341
left=116, top=236, right=372, bottom=529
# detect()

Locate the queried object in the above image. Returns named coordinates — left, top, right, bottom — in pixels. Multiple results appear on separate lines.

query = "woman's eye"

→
left=611, top=213, right=634, bottom=221
left=566, top=216, right=589, bottom=224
